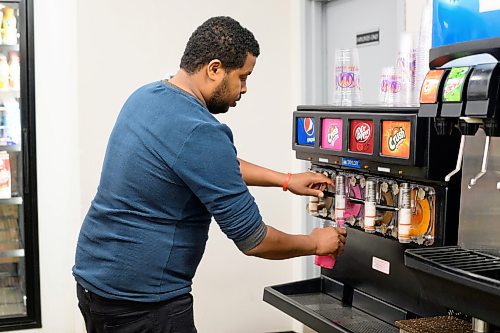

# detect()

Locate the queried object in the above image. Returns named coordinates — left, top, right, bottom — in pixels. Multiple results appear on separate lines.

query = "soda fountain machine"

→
left=264, top=7, right=500, bottom=333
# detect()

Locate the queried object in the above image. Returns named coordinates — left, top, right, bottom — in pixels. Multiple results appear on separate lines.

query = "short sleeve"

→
left=173, top=122, right=265, bottom=247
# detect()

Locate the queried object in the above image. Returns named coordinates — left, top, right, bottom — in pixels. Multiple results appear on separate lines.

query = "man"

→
left=73, top=16, right=346, bottom=333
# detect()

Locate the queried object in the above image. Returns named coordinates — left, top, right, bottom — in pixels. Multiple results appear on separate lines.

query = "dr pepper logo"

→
left=354, top=123, right=371, bottom=142
left=349, top=120, right=373, bottom=154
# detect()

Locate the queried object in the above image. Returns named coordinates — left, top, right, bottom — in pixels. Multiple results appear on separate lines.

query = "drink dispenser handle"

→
left=445, top=135, right=466, bottom=182
left=468, top=136, right=490, bottom=189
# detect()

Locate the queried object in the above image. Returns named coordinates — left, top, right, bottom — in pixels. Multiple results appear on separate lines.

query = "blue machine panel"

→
left=433, top=0, right=500, bottom=47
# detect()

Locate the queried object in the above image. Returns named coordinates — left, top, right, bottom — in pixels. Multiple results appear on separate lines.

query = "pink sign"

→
left=321, top=118, right=343, bottom=151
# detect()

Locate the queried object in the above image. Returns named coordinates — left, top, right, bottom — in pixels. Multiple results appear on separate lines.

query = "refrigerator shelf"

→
left=0, top=145, right=21, bottom=152
left=263, top=277, right=399, bottom=333
left=0, top=90, right=20, bottom=99
left=0, top=45, right=19, bottom=52
left=0, top=249, right=23, bottom=258
left=0, top=197, right=22, bottom=205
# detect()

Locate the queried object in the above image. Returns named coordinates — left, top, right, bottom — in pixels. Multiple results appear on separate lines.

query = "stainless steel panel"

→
left=459, top=128, right=500, bottom=253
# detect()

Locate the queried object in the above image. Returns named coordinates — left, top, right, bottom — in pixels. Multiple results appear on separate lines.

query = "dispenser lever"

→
left=468, top=136, right=490, bottom=189
left=445, top=135, right=466, bottom=182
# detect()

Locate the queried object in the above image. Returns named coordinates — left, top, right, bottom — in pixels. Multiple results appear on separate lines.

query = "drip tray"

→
left=404, top=246, right=500, bottom=326
left=263, top=277, right=399, bottom=333
left=405, top=246, right=500, bottom=296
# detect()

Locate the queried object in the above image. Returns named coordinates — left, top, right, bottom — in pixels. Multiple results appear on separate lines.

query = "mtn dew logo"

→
left=388, top=127, right=406, bottom=151
left=443, top=67, right=470, bottom=102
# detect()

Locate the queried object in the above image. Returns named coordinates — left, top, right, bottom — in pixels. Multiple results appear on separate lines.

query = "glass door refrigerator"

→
left=0, top=0, right=39, bottom=330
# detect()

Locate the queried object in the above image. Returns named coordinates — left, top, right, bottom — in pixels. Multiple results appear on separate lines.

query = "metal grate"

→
left=406, top=246, right=500, bottom=286
left=395, top=316, right=472, bottom=333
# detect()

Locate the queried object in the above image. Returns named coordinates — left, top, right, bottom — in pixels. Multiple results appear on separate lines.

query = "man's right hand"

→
left=309, top=227, right=347, bottom=257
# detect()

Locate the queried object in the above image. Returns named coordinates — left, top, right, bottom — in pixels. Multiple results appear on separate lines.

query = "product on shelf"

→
left=0, top=151, right=11, bottom=199
left=0, top=54, right=9, bottom=90
left=4, top=98, right=20, bottom=145
left=8, top=51, right=19, bottom=90
left=1, top=7, right=17, bottom=46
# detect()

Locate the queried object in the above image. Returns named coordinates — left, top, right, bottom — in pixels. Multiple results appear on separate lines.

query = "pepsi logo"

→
left=354, top=123, right=371, bottom=142
left=304, top=118, right=315, bottom=136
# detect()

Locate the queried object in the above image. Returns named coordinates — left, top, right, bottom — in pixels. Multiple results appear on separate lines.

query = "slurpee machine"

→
left=264, top=1, right=500, bottom=332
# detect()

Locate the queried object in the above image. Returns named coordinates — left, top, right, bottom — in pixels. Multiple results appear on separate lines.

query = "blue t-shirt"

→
left=73, top=81, right=266, bottom=302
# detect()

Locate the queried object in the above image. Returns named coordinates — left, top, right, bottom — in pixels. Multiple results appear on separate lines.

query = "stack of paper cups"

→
left=396, top=33, right=418, bottom=106
left=333, top=48, right=361, bottom=106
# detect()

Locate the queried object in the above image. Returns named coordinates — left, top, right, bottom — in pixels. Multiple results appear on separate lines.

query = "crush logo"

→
left=327, top=125, right=340, bottom=145
left=354, top=123, right=371, bottom=142
left=388, top=127, right=406, bottom=151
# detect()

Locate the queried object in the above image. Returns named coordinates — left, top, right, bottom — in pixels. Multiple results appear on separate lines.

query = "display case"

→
left=0, top=0, right=40, bottom=330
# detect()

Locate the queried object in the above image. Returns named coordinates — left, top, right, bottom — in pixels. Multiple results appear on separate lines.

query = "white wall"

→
left=76, top=1, right=304, bottom=333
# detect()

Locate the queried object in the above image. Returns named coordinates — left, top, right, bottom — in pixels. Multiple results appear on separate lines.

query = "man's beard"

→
left=206, top=76, right=231, bottom=114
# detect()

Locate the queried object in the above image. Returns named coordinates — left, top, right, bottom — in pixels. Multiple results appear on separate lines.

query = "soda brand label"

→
left=296, top=117, right=315, bottom=146
left=321, top=118, right=343, bottom=151
left=381, top=120, right=411, bottom=159
left=443, top=66, right=470, bottom=102
left=420, top=69, right=445, bottom=104
left=349, top=119, right=373, bottom=154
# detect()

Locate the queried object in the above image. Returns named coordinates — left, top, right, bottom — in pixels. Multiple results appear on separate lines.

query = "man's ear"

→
left=207, top=59, right=224, bottom=81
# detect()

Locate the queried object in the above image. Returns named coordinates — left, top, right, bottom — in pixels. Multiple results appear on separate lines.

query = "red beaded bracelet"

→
left=282, top=173, right=292, bottom=192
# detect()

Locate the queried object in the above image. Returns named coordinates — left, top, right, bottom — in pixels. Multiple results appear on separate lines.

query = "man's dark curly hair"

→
left=180, top=16, right=260, bottom=74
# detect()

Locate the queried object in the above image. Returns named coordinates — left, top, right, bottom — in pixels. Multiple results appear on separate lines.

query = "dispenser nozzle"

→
left=445, top=135, right=466, bottom=182
left=468, top=136, right=490, bottom=189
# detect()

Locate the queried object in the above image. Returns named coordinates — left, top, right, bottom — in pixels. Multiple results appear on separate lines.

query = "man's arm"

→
left=244, top=225, right=346, bottom=260
left=238, top=158, right=333, bottom=197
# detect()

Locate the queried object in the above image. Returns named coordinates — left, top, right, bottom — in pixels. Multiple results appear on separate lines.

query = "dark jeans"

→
left=77, top=283, right=197, bottom=333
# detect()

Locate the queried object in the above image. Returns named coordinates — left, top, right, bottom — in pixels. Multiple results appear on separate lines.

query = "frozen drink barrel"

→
left=334, top=175, right=346, bottom=224
left=364, top=179, right=376, bottom=233
left=398, top=183, right=412, bottom=243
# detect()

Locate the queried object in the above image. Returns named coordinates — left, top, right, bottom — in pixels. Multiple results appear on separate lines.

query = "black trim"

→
left=429, top=37, right=500, bottom=68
